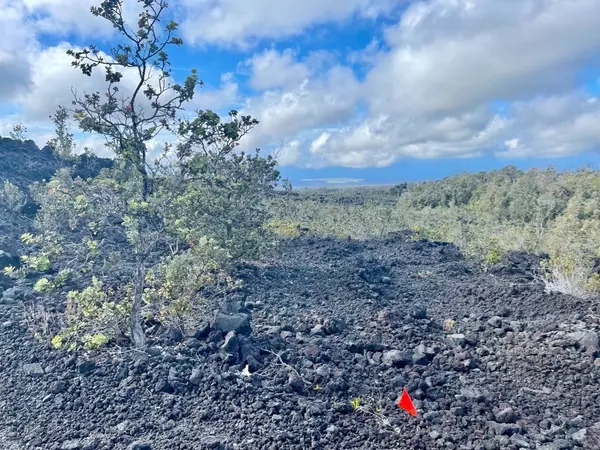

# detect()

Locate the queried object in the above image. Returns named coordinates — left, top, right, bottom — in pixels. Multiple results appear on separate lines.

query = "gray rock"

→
left=246, top=355, right=260, bottom=372
left=219, top=299, right=251, bottom=315
left=61, top=440, right=82, bottom=450
left=495, top=407, right=520, bottom=424
left=189, top=367, right=202, bottom=385
left=154, top=378, right=173, bottom=394
left=460, top=387, right=487, bottom=402
left=0, top=250, right=19, bottom=270
left=81, top=437, right=100, bottom=450
left=451, top=406, right=467, bottom=416
left=127, top=442, right=152, bottom=450
left=315, top=365, right=330, bottom=378
left=184, top=338, right=202, bottom=348
left=486, top=421, right=520, bottom=436
left=584, top=422, right=600, bottom=448
left=571, top=428, right=587, bottom=443
left=288, top=373, right=304, bottom=393
left=521, top=386, right=551, bottom=395
left=412, top=350, right=429, bottom=366
left=2, top=285, right=32, bottom=301
left=165, top=327, right=183, bottom=342
left=310, top=324, right=325, bottom=336
left=447, top=334, right=466, bottom=347
left=429, top=431, right=441, bottom=440
left=280, top=330, right=293, bottom=340
left=213, top=312, right=251, bottom=336
left=191, top=321, right=211, bottom=340
left=382, top=350, right=410, bottom=367
left=567, top=330, right=599, bottom=353
left=509, top=434, right=530, bottom=447
left=51, top=380, right=68, bottom=394
left=264, top=325, right=282, bottom=336
left=410, top=305, right=427, bottom=319
left=487, top=316, right=503, bottom=328
left=77, top=360, right=96, bottom=375
left=23, top=363, right=44, bottom=377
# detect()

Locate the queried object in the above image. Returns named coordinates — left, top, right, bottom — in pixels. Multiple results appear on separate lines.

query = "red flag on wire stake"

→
left=398, top=387, right=417, bottom=416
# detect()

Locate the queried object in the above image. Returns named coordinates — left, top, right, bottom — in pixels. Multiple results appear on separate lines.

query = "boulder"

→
left=213, top=312, right=251, bottom=336
left=567, top=330, right=599, bottom=353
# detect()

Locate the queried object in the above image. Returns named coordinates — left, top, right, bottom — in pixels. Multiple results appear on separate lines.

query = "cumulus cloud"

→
left=292, top=108, right=507, bottom=168
left=2, top=0, right=600, bottom=168
left=244, top=49, right=311, bottom=91
left=20, top=0, right=111, bottom=37
left=366, top=0, right=600, bottom=116
left=179, top=0, right=404, bottom=46
left=240, top=65, right=360, bottom=148
left=497, top=94, right=600, bottom=158
left=17, top=42, right=162, bottom=122
left=190, top=73, right=241, bottom=111
left=270, top=92, right=600, bottom=168
left=0, top=1, right=37, bottom=101
left=19, top=41, right=232, bottom=122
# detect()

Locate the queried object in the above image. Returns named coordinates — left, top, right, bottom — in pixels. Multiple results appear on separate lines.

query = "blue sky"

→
left=1, top=0, right=600, bottom=187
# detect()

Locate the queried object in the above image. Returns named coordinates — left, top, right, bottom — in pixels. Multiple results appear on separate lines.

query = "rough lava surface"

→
left=0, top=233, right=599, bottom=450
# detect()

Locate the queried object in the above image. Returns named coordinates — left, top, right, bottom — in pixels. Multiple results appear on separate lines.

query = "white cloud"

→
left=190, top=73, right=241, bottom=111
left=0, top=1, right=37, bottom=101
left=240, top=65, right=360, bottom=148
left=244, top=49, right=311, bottom=90
left=366, top=0, right=600, bottom=116
left=20, top=0, right=112, bottom=37
left=275, top=140, right=301, bottom=167
left=294, top=108, right=507, bottom=168
left=179, top=0, right=403, bottom=46
left=229, top=0, right=600, bottom=167
left=497, top=93, right=600, bottom=158
left=18, top=43, right=148, bottom=122
left=267, top=92, right=600, bottom=168
left=2, top=0, right=600, bottom=169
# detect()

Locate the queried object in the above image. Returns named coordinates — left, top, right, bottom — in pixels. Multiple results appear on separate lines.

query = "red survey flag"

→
left=398, top=387, right=417, bottom=416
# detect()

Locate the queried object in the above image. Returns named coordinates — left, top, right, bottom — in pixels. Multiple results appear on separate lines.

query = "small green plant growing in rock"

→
left=82, top=333, right=109, bottom=350
left=484, top=248, right=502, bottom=266
left=33, top=270, right=73, bottom=293
left=443, top=318, right=456, bottom=332
left=350, top=397, right=361, bottom=410
left=33, top=278, right=52, bottom=293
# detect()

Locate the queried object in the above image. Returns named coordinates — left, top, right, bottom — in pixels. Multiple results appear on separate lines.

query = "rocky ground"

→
left=0, top=232, right=599, bottom=450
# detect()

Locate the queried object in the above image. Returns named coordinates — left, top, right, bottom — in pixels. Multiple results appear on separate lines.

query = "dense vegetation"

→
left=270, top=166, right=600, bottom=299
left=1, top=0, right=282, bottom=351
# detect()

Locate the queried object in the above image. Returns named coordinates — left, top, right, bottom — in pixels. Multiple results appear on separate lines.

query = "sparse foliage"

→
left=0, top=181, right=26, bottom=213
left=9, top=123, right=27, bottom=141
left=67, top=0, right=201, bottom=200
left=46, top=106, right=76, bottom=160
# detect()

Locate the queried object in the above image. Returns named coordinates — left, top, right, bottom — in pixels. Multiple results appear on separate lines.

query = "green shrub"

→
left=18, top=0, right=281, bottom=350
left=0, top=181, right=26, bottom=213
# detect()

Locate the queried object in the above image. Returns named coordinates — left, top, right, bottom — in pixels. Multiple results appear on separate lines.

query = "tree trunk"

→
left=131, top=260, right=146, bottom=348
